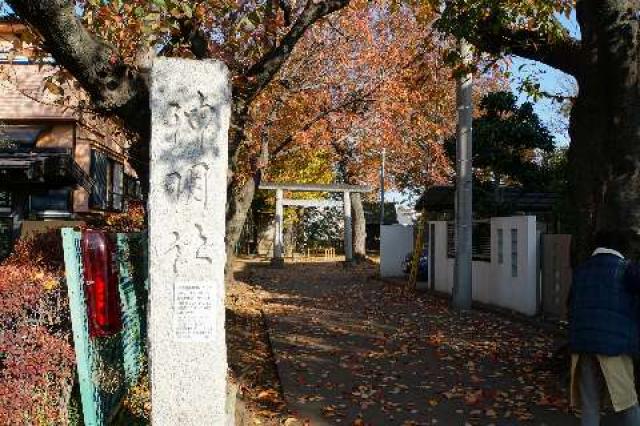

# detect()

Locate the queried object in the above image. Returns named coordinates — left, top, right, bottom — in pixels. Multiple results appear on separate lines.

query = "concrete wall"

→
left=380, top=224, right=414, bottom=277
left=430, top=216, right=539, bottom=316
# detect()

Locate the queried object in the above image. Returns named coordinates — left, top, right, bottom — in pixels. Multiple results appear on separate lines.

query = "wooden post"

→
left=408, top=212, right=428, bottom=290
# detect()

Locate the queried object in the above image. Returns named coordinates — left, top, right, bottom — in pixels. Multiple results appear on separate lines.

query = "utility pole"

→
left=379, top=148, right=386, bottom=226
left=452, top=40, right=473, bottom=311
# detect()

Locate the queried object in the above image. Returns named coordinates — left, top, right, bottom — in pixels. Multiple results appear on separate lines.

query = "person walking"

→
left=569, top=230, right=640, bottom=425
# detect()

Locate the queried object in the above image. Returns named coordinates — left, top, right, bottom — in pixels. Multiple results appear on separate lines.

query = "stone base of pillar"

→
left=270, top=257, right=285, bottom=268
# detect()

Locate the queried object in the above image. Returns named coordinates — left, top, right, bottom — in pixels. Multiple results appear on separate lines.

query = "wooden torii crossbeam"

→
left=259, top=182, right=372, bottom=264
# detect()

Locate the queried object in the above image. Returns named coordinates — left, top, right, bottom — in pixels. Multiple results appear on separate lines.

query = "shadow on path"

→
left=236, top=260, right=580, bottom=425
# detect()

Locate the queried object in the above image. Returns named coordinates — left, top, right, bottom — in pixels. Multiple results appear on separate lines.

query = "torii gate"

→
left=259, top=182, right=372, bottom=265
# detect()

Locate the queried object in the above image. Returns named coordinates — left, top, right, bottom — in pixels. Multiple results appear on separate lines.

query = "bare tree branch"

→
left=229, top=0, right=351, bottom=170
left=241, top=0, right=350, bottom=102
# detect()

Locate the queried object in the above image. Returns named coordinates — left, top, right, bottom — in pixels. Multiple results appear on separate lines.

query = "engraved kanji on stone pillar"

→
left=148, top=58, right=230, bottom=425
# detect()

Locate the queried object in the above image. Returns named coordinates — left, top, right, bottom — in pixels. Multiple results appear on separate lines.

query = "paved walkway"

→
left=243, top=261, right=581, bottom=425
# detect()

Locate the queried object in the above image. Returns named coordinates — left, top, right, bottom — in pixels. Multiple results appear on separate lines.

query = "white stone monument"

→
left=148, top=58, right=230, bottom=425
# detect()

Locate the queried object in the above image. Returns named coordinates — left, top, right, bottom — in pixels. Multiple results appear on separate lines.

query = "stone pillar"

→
left=343, top=191, right=353, bottom=262
left=148, top=58, right=231, bottom=425
left=271, top=189, right=284, bottom=266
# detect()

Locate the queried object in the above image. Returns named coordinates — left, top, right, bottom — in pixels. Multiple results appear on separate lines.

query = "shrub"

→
left=0, top=230, right=74, bottom=425
left=5, top=228, right=65, bottom=272
left=0, top=324, right=74, bottom=425
left=0, top=201, right=147, bottom=424
left=87, top=200, right=146, bottom=233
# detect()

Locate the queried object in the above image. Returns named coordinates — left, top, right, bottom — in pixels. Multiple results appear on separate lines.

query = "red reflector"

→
left=81, top=230, right=122, bottom=337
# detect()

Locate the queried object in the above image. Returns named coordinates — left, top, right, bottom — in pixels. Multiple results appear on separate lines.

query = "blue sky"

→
left=392, top=12, right=582, bottom=204
left=508, top=11, right=580, bottom=147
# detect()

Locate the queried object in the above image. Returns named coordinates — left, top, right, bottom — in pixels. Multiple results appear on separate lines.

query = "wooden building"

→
left=0, top=19, right=140, bottom=259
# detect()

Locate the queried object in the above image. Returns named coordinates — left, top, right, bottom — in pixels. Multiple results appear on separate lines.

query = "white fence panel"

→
left=429, top=216, right=539, bottom=316
left=380, top=225, right=414, bottom=277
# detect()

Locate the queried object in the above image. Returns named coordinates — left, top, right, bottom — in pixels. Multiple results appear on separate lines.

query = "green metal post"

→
left=61, top=228, right=99, bottom=426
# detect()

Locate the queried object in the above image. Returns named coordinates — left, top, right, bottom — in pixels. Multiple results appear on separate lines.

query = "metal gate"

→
left=541, top=234, right=572, bottom=319
left=62, top=229, right=148, bottom=425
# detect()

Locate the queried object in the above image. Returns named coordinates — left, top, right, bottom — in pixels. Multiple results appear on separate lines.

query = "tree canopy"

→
left=238, top=0, right=500, bottom=194
left=446, top=91, right=554, bottom=191
left=13, top=0, right=639, bottom=262
left=433, top=1, right=640, bottom=261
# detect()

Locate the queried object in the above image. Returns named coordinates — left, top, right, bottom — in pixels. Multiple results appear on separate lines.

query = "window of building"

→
left=30, top=188, right=71, bottom=213
left=0, top=191, right=11, bottom=208
left=125, top=175, right=142, bottom=200
left=0, top=217, right=12, bottom=261
left=0, top=125, right=47, bottom=151
left=90, top=149, right=108, bottom=209
left=497, top=228, right=504, bottom=264
left=90, top=149, right=124, bottom=211
left=112, top=163, right=124, bottom=210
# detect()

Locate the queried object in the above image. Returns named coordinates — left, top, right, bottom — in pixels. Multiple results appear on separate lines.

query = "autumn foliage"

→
left=0, top=230, right=75, bottom=425
left=87, top=200, right=146, bottom=233
left=243, top=0, right=506, bottom=195
left=4, top=227, right=65, bottom=272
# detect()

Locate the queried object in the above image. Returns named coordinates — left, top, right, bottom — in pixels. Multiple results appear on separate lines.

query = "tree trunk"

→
left=351, top=192, right=367, bottom=261
left=224, top=175, right=258, bottom=281
left=568, top=0, right=640, bottom=262
left=284, top=218, right=295, bottom=257
left=461, top=0, right=640, bottom=264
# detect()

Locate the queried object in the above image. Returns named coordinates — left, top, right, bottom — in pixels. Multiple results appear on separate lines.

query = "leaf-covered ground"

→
left=233, top=259, right=579, bottom=425
left=227, top=269, right=289, bottom=424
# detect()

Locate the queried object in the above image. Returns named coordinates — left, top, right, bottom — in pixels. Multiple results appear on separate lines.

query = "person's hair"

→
left=593, top=229, right=629, bottom=254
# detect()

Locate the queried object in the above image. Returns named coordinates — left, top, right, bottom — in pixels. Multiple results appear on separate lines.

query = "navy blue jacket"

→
left=569, top=253, right=640, bottom=356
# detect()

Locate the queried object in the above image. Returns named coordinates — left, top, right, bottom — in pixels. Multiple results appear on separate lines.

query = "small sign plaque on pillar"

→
left=173, top=281, right=216, bottom=342
left=148, top=58, right=230, bottom=424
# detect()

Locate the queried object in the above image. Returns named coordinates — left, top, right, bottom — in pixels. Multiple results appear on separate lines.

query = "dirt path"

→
left=226, top=275, right=288, bottom=424
left=234, top=259, right=578, bottom=426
